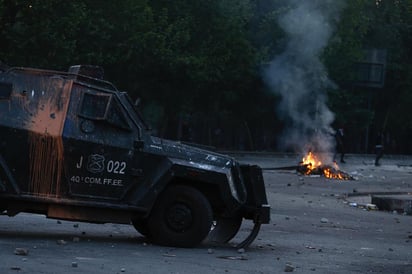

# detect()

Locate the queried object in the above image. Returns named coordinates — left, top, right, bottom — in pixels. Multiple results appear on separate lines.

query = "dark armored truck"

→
left=0, top=64, right=270, bottom=248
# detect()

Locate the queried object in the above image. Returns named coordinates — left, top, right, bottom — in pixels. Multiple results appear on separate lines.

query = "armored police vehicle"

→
left=0, top=64, right=270, bottom=247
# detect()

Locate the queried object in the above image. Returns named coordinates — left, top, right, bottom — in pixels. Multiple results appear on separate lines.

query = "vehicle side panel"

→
left=0, top=71, right=71, bottom=197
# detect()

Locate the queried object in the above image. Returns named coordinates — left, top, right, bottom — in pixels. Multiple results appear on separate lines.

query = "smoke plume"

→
left=264, top=0, right=345, bottom=162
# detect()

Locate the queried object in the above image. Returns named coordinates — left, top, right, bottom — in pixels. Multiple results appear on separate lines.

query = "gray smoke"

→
left=264, top=0, right=345, bottom=162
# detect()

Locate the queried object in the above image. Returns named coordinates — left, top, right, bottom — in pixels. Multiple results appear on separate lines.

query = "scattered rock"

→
left=14, top=248, right=29, bottom=256
left=73, top=223, right=79, bottom=228
left=57, top=220, right=62, bottom=224
left=237, top=248, right=245, bottom=254
left=57, top=240, right=67, bottom=245
left=388, top=248, right=394, bottom=252
left=10, top=266, right=21, bottom=271
left=320, top=218, right=329, bottom=223
left=73, top=237, right=80, bottom=242
left=207, top=248, right=214, bottom=254
left=121, top=268, right=126, bottom=272
left=71, top=262, right=78, bottom=268
left=284, top=263, right=295, bottom=272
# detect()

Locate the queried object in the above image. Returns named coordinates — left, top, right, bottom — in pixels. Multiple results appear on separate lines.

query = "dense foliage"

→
left=1, top=0, right=411, bottom=153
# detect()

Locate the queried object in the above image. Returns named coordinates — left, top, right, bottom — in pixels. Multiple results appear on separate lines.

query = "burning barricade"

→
left=297, top=151, right=353, bottom=180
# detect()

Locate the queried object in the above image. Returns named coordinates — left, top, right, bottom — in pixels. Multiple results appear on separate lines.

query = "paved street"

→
left=1, top=153, right=412, bottom=273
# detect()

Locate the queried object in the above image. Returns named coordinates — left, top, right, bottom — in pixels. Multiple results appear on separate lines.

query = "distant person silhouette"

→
left=334, top=127, right=345, bottom=163
left=375, top=130, right=384, bottom=166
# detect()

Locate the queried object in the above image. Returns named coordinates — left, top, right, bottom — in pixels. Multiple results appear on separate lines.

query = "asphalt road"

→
left=1, top=153, right=412, bottom=274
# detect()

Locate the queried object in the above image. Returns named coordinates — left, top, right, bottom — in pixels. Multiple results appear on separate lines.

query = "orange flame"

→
left=301, top=151, right=322, bottom=173
left=300, top=151, right=352, bottom=180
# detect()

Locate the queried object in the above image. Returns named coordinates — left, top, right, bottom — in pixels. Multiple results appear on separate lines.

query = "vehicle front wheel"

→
left=147, top=185, right=213, bottom=247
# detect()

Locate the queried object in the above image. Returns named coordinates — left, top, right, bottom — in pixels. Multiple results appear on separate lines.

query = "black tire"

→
left=131, top=219, right=151, bottom=238
left=206, top=216, right=242, bottom=244
left=147, top=185, right=213, bottom=247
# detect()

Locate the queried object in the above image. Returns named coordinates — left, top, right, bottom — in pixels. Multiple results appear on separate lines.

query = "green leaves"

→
left=1, top=0, right=412, bottom=150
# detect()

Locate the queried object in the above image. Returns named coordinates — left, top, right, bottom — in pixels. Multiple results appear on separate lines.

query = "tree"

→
left=321, top=0, right=412, bottom=153
left=1, top=0, right=412, bottom=152
left=0, top=0, right=87, bottom=67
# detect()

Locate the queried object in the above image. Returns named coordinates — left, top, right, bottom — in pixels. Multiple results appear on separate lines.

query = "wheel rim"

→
left=166, top=203, right=193, bottom=232
left=147, top=185, right=213, bottom=247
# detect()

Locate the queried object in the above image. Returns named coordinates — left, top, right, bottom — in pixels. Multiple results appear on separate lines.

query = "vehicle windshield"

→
left=119, top=92, right=151, bottom=131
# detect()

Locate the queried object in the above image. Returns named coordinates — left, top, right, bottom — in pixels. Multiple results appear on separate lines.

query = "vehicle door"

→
left=62, top=83, right=140, bottom=200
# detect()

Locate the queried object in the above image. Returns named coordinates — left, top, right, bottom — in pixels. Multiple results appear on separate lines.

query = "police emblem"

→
left=87, top=154, right=105, bottom=173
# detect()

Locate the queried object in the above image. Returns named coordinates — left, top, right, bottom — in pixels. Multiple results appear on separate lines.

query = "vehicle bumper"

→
left=239, top=164, right=270, bottom=224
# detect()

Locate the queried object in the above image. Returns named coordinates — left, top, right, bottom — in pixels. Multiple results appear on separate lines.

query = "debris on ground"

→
left=320, top=218, right=329, bottom=223
left=284, top=263, right=295, bottom=272
left=217, top=255, right=248, bottom=261
left=56, top=240, right=67, bottom=245
left=14, top=248, right=29, bottom=256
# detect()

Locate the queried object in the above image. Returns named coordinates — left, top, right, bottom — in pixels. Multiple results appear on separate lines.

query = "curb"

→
left=371, top=195, right=412, bottom=215
left=344, top=192, right=412, bottom=215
